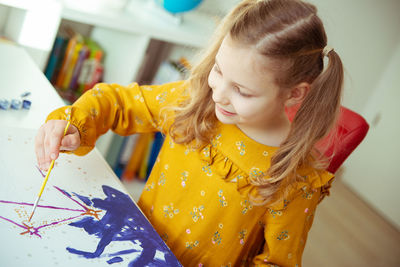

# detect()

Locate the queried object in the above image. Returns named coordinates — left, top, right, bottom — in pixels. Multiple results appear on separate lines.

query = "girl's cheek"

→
left=233, top=98, right=257, bottom=117
left=232, top=99, right=248, bottom=115
left=208, top=72, right=215, bottom=89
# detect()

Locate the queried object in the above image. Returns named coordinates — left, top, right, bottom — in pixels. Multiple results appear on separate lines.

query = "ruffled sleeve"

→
left=252, top=170, right=334, bottom=266
left=46, top=81, right=187, bottom=156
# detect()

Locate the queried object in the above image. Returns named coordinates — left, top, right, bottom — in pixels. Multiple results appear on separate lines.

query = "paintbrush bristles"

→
left=28, top=197, right=40, bottom=222
left=28, top=159, right=54, bottom=222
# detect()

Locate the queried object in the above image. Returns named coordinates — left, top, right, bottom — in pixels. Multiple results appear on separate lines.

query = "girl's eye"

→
left=238, top=91, right=252, bottom=97
left=213, top=64, right=222, bottom=74
left=236, top=87, right=252, bottom=97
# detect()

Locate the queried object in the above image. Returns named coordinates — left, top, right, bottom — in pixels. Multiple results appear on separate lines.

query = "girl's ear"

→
left=284, top=82, right=310, bottom=107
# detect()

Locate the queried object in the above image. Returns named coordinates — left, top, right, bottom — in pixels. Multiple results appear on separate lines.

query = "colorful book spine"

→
left=114, top=134, right=139, bottom=178
left=87, top=61, right=104, bottom=90
left=121, top=133, right=154, bottom=181
left=62, top=41, right=83, bottom=90
left=84, top=50, right=104, bottom=91
left=44, top=35, right=67, bottom=82
left=78, top=39, right=104, bottom=93
left=55, top=35, right=78, bottom=89
left=51, top=39, right=68, bottom=84
left=138, top=137, right=154, bottom=180
left=69, top=45, right=89, bottom=90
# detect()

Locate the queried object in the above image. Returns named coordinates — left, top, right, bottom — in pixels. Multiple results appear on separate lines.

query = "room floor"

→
left=303, top=176, right=400, bottom=266
left=123, top=175, right=400, bottom=266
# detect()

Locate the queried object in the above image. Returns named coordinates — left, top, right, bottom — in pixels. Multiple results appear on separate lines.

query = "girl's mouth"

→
left=216, top=105, right=236, bottom=116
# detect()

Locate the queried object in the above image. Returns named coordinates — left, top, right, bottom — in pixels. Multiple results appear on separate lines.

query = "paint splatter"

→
left=0, top=185, right=98, bottom=238
left=0, top=167, right=181, bottom=266
left=66, top=185, right=181, bottom=266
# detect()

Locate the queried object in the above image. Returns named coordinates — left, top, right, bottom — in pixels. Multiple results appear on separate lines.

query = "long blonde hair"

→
left=169, top=0, right=344, bottom=206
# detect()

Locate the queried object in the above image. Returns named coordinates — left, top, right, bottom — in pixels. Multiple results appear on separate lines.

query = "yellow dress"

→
left=47, top=81, right=334, bottom=266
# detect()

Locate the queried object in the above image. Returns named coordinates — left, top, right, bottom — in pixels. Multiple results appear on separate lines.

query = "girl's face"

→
left=208, top=35, right=290, bottom=142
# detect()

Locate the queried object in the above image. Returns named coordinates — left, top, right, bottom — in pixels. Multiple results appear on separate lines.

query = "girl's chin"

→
left=215, top=112, right=236, bottom=125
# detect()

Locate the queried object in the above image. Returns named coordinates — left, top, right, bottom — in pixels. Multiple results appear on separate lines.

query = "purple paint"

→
left=0, top=199, right=85, bottom=212
left=0, top=165, right=180, bottom=265
left=36, top=165, right=46, bottom=177
left=0, top=215, right=27, bottom=229
left=66, top=185, right=181, bottom=266
left=73, top=192, right=92, bottom=206
left=0, top=215, right=42, bottom=237
left=53, top=186, right=89, bottom=211
left=107, top=256, right=123, bottom=264
left=0, top=183, right=98, bottom=238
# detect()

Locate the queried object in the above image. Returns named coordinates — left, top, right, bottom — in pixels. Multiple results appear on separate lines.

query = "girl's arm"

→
left=252, top=185, right=322, bottom=267
left=37, top=81, right=185, bottom=166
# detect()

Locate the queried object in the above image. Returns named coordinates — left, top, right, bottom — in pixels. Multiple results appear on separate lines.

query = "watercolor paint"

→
left=1, top=126, right=181, bottom=266
left=0, top=169, right=181, bottom=266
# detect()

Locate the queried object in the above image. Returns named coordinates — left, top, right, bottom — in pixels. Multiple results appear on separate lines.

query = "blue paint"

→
left=72, top=192, right=92, bottom=206
left=58, top=187, right=72, bottom=197
left=10, top=99, right=22, bottom=109
left=0, top=99, right=10, bottom=110
left=66, top=185, right=181, bottom=266
left=22, top=99, right=31, bottom=110
left=107, top=256, right=123, bottom=264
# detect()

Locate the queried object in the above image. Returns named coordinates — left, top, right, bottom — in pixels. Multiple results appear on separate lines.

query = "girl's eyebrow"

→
left=215, top=59, right=256, bottom=94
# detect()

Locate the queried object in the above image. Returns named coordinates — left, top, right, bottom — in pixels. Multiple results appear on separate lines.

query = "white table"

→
left=0, top=41, right=181, bottom=266
left=0, top=41, right=65, bottom=129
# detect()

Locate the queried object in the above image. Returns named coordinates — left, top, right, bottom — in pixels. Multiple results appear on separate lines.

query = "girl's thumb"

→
left=60, top=134, right=80, bottom=151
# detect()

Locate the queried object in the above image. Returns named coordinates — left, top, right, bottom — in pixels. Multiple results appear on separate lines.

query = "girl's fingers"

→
left=48, top=121, right=68, bottom=161
left=43, top=125, right=53, bottom=170
left=60, top=132, right=80, bottom=151
left=35, top=126, right=46, bottom=169
left=35, top=120, right=80, bottom=171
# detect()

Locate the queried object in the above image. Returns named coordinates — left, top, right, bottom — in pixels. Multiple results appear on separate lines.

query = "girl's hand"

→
left=35, top=120, right=80, bottom=171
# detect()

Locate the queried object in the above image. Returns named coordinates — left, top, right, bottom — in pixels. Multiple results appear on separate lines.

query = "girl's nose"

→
left=212, top=83, right=230, bottom=105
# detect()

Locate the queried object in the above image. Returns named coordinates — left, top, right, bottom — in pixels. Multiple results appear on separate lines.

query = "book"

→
left=77, top=39, right=104, bottom=93
left=62, top=41, right=83, bottom=90
left=114, top=134, right=139, bottom=178
left=51, top=38, right=68, bottom=84
left=138, top=136, right=154, bottom=180
left=121, top=133, right=154, bottom=181
left=55, top=34, right=82, bottom=89
left=69, top=44, right=89, bottom=90
left=44, top=35, right=67, bottom=82
left=87, top=60, right=104, bottom=89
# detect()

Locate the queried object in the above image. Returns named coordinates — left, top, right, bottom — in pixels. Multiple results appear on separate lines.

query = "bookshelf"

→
left=57, top=1, right=217, bottom=160
left=61, top=0, right=216, bottom=163
left=1, top=0, right=217, bottom=171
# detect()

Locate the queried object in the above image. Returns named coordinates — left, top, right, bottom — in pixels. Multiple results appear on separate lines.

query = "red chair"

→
left=286, top=105, right=369, bottom=173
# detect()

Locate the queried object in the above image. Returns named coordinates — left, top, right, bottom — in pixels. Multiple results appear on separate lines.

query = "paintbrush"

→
left=28, top=121, right=71, bottom=222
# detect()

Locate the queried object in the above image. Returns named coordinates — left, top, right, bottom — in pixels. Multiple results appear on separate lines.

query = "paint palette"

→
left=0, top=127, right=181, bottom=266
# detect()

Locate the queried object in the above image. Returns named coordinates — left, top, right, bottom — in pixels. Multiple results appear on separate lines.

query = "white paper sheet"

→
left=0, top=127, right=181, bottom=267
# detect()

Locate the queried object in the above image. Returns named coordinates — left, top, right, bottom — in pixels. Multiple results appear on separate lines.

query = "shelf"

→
left=0, top=0, right=35, bottom=10
left=61, top=0, right=217, bottom=48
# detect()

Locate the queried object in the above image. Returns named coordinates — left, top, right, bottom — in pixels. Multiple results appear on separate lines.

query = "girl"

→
left=35, top=0, right=343, bottom=265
